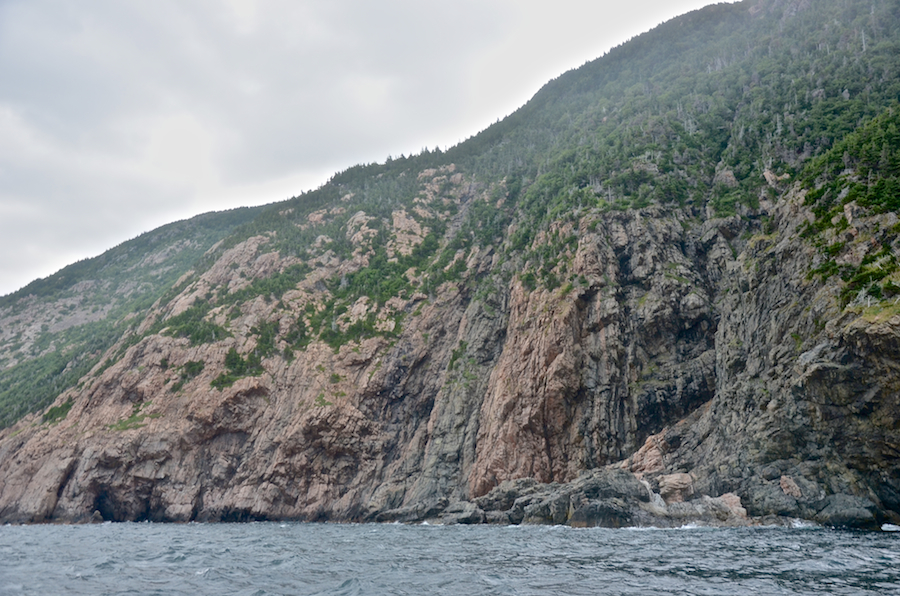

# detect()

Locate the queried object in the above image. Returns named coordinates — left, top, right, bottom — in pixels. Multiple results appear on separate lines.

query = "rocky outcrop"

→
left=1, top=180, right=897, bottom=530
left=369, top=468, right=750, bottom=528
left=613, top=191, right=900, bottom=530
left=468, top=210, right=718, bottom=495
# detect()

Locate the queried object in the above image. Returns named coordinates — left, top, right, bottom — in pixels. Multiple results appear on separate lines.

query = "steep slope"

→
left=0, top=207, right=264, bottom=428
left=1, top=0, right=899, bottom=528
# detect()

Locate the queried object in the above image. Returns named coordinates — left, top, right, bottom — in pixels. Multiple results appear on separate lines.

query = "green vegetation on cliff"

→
left=0, top=207, right=262, bottom=428
left=802, top=106, right=900, bottom=305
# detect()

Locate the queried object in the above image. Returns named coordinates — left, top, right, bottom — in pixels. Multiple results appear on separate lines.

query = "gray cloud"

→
left=0, top=0, right=734, bottom=296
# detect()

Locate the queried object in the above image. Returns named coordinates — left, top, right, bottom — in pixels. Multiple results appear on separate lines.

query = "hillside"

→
left=0, top=207, right=264, bottom=427
left=1, top=0, right=899, bottom=528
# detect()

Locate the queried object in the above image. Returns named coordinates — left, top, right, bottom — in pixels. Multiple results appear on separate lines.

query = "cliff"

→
left=1, top=0, right=899, bottom=528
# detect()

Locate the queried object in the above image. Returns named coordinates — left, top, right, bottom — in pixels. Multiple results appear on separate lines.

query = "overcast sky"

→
left=0, top=0, right=737, bottom=297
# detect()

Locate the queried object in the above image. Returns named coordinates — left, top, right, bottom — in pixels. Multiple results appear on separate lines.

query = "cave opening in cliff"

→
left=92, top=490, right=117, bottom=522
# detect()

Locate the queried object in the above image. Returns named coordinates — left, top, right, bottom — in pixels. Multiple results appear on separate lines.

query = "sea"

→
left=1, top=522, right=898, bottom=595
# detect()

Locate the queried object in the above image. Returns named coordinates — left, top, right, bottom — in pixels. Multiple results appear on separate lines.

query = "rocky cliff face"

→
left=630, top=189, right=900, bottom=528
left=1, top=172, right=897, bottom=529
left=2, top=0, right=899, bottom=529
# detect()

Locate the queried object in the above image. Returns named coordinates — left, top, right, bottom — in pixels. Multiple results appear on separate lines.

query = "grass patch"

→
left=448, top=341, right=467, bottom=371
left=108, top=401, right=160, bottom=431
left=855, top=300, right=900, bottom=324
left=42, top=397, right=74, bottom=425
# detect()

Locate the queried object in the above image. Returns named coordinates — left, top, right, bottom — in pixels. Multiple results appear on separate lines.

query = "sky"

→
left=0, top=0, right=739, bottom=297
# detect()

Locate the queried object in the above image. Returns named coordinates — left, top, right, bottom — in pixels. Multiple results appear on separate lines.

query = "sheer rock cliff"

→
left=1, top=180, right=897, bottom=529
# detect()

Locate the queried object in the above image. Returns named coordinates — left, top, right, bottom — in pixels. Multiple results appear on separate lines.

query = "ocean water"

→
left=1, top=522, right=898, bottom=595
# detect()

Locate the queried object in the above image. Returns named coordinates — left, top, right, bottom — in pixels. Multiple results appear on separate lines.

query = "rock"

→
left=474, top=478, right=540, bottom=512
left=814, top=495, right=878, bottom=529
left=471, top=469, right=655, bottom=528
left=658, top=473, right=694, bottom=504
left=440, top=502, right=485, bottom=525
left=578, top=469, right=651, bottom=503
left=569, top=500, right=633, bottom=528
left=484, top=510, right=513, bottom=525
left=373, top=499, right=448, bottom=523
left=625, top=434, right=666, bottom=474
left=714, top=169, right=739, bottom=188
left=759, top=466, right=782, bottom=481
left=718, top=493, right=748, bottom=519
left=780, top=475, right=802, bottom=499
left=743, top=483, right=800, bottom=518
left=521, top=492, right=571, bottom=525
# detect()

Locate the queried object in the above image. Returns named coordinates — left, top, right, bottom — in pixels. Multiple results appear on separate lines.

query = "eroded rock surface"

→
left=0, top=176, right=898, bottom=530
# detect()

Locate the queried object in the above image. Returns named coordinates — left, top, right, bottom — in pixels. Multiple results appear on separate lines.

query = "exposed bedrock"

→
left=0, top=197, right=898, bottom=529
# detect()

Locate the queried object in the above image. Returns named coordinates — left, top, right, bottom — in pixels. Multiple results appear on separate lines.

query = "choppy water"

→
left=1, top=522, right=898, bottom=595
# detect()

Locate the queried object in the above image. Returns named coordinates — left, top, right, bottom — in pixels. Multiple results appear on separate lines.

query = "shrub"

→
left=42, top=398, right=74, bottom=424
left=211, top=348, right=264, bottom=389
left=170, top=360, right=205, bottom=392
left=162, top=301, right=230, bottom=346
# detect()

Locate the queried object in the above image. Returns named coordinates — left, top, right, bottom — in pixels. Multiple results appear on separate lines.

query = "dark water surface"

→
left=1, top=522, right=898, bottom=595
